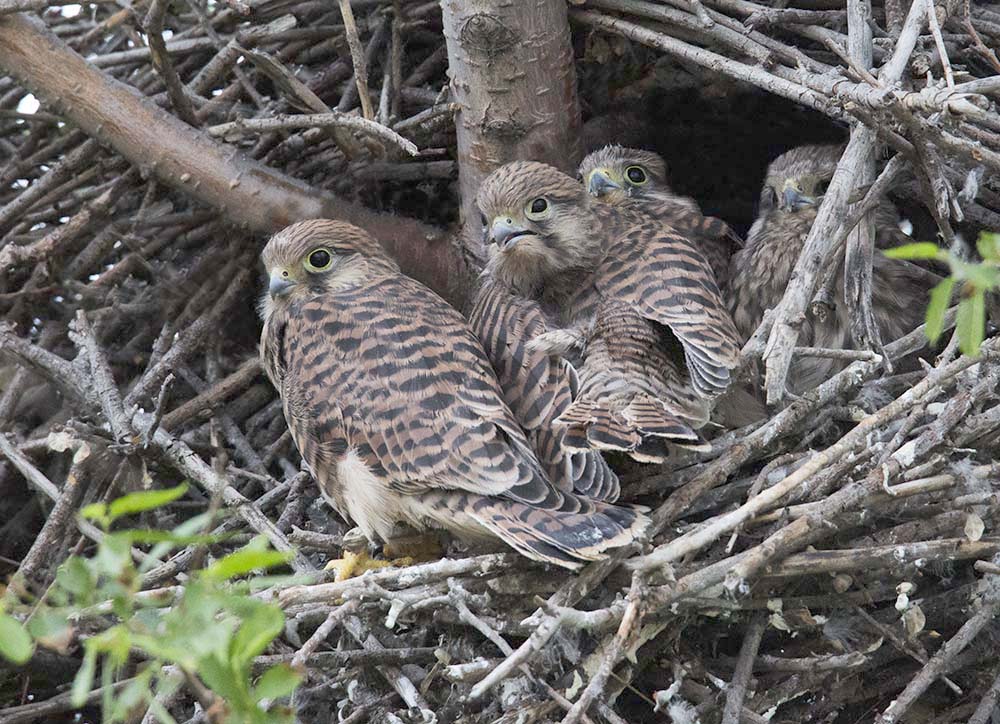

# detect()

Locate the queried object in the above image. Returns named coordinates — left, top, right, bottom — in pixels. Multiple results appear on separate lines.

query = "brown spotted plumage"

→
left=260, top=219, right=646, bottom=568
left=476, top=162, right=741, bottom=463
left=578, top=145, right=741, bottom=289
left=729, top=144, right=941, bottom=393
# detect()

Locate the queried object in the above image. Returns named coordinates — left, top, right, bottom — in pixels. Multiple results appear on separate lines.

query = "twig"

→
left=143, top=0, right=200, bottom=126
left=289, top=600, right=359, bottom=670
left=207, top=113, right=418, bottom=156
left=338, top=0, right=374, bottom=120
left=877, top=582, right=1000, bottom=724
left=721, top=613, right=766, bottom=724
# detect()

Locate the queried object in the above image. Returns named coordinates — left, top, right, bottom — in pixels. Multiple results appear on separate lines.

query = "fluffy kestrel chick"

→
left=476, top=162, right=740, bottom=463
left=729, top=144, right=940, bottom=393
left=578, top=145, right=740, bottom=289
left=259, top=219, right=646, bottom=568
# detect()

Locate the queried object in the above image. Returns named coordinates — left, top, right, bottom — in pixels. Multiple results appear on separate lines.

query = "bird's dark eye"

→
left=625, top=166, right=647, bottom=184
left=815, top=179, right=831, bottom=195
left=305, top=248, right=333, bottom=271
left=525, top=197, right=550, bottom=219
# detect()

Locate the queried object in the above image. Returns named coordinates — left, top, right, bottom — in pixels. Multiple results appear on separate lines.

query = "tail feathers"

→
left=531, top=427, right=621, bottom=502
left=558, top=396, right=704, bottom=463
left=469, top=496, right=649, bottom=569
left=568, top=448, right=621, bottom=502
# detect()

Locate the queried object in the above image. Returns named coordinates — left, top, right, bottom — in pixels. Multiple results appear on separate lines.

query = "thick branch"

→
left=0, top=14, right=468, bottom=303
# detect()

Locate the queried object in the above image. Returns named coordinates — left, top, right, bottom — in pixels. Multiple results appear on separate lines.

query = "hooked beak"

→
left=587, top=168, right=622, bottom=197
left=268, top=270, right=295, bottom=298
left=780, top=182, right=814, bottom=212
left=489, top=217, right=531, bottom=250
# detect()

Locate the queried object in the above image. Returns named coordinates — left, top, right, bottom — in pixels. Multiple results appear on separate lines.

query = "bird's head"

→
left=476, top=161, right=596, bottom=280
left=759, top=144, right=843, bottom=215
left=577, top=145, right=669, bottom=206
left=259, top=219, right=394, bottom=314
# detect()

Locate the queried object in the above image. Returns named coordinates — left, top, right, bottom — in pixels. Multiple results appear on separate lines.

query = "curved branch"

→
left=0, top=14, right=470, bottom=303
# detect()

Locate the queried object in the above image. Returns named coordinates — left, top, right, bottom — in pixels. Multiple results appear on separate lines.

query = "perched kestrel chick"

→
left=476, top=162, right=741, bottom=463
left=730, top=144, right=940, bottom=393
left=259, top=219, right=646, bottom=568
left=578, top=145, right=741, bottom=289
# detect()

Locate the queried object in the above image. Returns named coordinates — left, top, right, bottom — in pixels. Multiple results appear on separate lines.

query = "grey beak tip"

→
left=269, top=276, right=294, bottom=298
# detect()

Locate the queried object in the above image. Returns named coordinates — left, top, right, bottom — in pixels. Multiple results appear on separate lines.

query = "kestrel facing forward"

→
left=578, top=145, right=741, bottom=289
left=259, top=219, right=646, bottom=568
left=476, top=162, right=740, bottom=463
left=729, top=144, right=941, bottom=393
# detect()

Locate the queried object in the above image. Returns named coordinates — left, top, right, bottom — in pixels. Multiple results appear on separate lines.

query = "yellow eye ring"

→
left=625, top=166, right=648, bottom=185
left=525, top=197, right=550, bottom=221
left=304, top=248, right=333, bottom=272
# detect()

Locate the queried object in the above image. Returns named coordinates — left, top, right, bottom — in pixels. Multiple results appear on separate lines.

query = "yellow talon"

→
left=324, top=549, right=397, bottom=582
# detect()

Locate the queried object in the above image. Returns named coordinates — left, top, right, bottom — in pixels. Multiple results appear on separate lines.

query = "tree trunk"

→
left=441, top=0, right=582, bottom=263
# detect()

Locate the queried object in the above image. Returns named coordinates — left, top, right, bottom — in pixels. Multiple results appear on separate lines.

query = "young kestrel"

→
left=578, top=145, right=741, bottom=290
left=729, top=144, right=941, bottom=393
left=259, top=219, right=647, bottom=568
left=476, top=162, right=740, bottom=463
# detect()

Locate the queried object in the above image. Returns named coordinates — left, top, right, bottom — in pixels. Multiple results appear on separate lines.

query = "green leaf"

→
left=200, top=538, right=292, bottom=582
left=883, top=242, right=944, bottom=260
left=0, top=613, right=33, bottom=664
left=254, top=664, right=301, bottom=703
left=108, top=484, right=188, bottom=523
left=925, top=277, right=956, bottom=344
left=110, top=670, right=152, bottom=721
left=27, top=610, right=71, bottom=653
left=957, top=290, right=986, bottom=357
left=80, top=502, right=109, bottom=528
left=56, top=556, right=94, bottom=599
left=71, top=645, right=98, bottom=707
left=976, top=231, right=1000, bottom=262
left=954, top=256, right=1000, bottom=289
left=230, top=602, right=284, bottom=665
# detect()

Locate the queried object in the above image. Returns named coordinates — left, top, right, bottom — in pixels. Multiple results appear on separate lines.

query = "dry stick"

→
left=162, top=357, right=261, bottom=431
left=968, top=664, right=1000, bottom=724
left=924, top=0, right=954, bottom=88
left=561, top=576, right=645, bottom=724
left=140, top=411, right=314, bottom=574
left=338, top=0, right=374, bottom=120
left=720, top=613, right=767, bottom=724
left=479, top=317, right=950, bottom=699
left=756, top=0, right=927, bottom=403
left=12, top=460, right=88, bottom=584
left=276, top=553, right=512, bottom=608
left=448, top=581, right=597, bottom=724
left=570, top=10, right=834, bottom=117
left=588, top=0, right=775, bottom=66
left=289, top=599, right=359, bottom=670
left=877, top=584, right=1000, bottom=724
left=343, top=615, right=428, bottom=710
left=0, top=175, right=128, bottom=271
left=634, top=337, right=994, bottom=572
left=206, top=113, right=418, bottom=156
left=0, top=435, right=107, bottom=548
left=124, top=269, right=250, bottom=409
left=843, top=0, right=883, bottom=359
left=144, top=0, right=199, bottom=126
left=70, top=311, right=133, bottom=443
left=0, top=138, right=98, bottom=238
left=0, top=15, right=461, bottom=302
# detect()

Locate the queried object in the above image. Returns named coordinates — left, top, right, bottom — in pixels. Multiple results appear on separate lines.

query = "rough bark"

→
left=0, top=13, right=469, bottom=303
left=441, top=0, right=582, bottom=261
